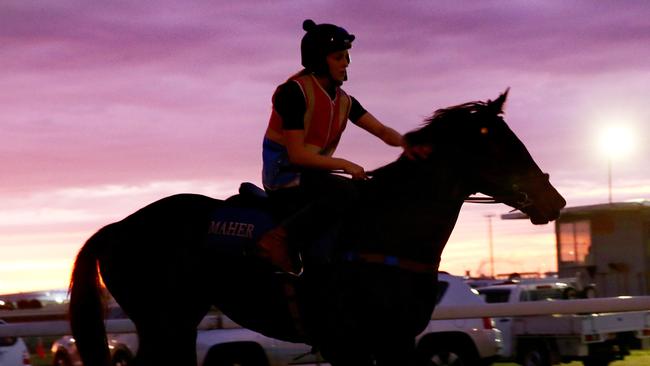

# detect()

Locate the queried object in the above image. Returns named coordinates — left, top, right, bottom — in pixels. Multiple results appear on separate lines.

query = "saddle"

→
left=206, top=182, right=344, bottom=275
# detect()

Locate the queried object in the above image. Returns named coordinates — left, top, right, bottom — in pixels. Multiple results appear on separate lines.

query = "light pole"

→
left=485, top=213, right=495, bottom=278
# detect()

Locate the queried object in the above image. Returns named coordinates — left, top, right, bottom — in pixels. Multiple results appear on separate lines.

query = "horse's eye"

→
left=480, top=127, right=489, bottom=135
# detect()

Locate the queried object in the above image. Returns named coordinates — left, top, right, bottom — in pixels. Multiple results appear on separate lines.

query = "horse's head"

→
left=404, top=89, right=566, bottom=224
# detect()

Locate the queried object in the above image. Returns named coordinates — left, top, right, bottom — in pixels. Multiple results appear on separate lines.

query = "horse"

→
left=69, top=90, right=566, bottom=366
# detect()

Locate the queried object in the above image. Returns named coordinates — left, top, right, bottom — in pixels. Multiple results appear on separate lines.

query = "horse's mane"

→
left=403, top=89, right=509, bottom=146
left=403, top=100, right=503, bottom=146
left=366, top=102, right=484, bottom=180
left=369, top=91, right=508, bottom=179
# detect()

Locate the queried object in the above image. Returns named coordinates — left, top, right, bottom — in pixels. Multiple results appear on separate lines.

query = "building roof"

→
left=501, top=200, right=650, bottom=220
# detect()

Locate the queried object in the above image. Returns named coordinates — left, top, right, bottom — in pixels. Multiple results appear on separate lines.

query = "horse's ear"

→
left=488, top=87, right=510, bottom=114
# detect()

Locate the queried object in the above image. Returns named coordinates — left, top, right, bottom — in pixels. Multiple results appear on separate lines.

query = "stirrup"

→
left=274, top=254, right=304, bottom=277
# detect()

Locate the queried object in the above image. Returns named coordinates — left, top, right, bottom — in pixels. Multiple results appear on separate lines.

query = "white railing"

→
left=2, top=296, right=650, bottom=337
left=432, top=296, right=650, bottom=319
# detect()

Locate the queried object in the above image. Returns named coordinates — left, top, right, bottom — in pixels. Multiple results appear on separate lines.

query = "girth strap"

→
left=281, top=280, right=305, bottom=338
left=343, top=252, right=437, bottom=274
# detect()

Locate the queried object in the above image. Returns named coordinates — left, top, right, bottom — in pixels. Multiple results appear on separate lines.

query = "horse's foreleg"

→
left=321, top=337, right=417, bottom=366
left=321, top=352, right=375, bottom=366
left=319, top=341, right=375, bottom=366
left=374, top=336, right=418, bottom=366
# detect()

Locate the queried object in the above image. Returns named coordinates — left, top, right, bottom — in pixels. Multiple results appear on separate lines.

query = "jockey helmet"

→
left=301, top=19, right=355, bottom=76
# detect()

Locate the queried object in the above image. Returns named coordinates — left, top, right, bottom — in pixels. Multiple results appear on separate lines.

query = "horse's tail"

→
left=69, top=224, right=115, bottom=366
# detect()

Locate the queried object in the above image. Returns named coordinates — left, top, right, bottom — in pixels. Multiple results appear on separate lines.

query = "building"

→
left=502, top=200, right=650, bottom=297
left=554, top=201, right=650, bottom=297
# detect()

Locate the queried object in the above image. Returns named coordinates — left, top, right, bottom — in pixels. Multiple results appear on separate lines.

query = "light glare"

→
left=598, top=126, right=635, bottom=159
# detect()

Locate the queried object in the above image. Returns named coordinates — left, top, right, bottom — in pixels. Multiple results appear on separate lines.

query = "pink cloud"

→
left=1, top=1, right=648, bottom=291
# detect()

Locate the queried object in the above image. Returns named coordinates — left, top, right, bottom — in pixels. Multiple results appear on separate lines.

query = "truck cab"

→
left=478, top=280, right=574, bottom=358
left=480, top=280, right=576, bottom=303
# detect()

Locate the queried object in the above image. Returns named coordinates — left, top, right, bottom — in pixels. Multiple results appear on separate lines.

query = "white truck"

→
left=477, top=280, right=650, bottom=366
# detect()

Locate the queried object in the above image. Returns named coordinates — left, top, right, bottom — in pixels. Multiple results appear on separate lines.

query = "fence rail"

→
left=2, top=296, right=650, bottom=337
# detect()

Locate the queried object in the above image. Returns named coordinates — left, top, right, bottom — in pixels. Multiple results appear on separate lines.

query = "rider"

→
left=259, top=19, right=410, bottom=273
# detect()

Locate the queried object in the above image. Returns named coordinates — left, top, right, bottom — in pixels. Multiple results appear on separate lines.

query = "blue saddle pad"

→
left=205, top=205, right=276, bottom=256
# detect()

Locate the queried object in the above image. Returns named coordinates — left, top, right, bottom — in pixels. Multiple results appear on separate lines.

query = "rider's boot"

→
left=257, top=226, right=301, bottom=274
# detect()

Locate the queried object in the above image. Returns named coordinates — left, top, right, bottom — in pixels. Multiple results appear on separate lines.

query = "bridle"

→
left=465, top=172, right=549, bottom=212
left=464, top=190, right=534, bottom=213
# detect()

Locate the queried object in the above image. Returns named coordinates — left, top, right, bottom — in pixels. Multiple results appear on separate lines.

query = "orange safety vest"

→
left=265, top=74, right=352, bottom=156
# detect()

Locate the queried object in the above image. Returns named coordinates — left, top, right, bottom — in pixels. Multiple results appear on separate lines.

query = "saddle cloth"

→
left=204, top=183, right=276, bottom=256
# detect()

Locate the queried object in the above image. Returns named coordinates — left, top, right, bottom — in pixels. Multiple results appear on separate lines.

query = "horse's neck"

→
left=353, top=157, right=467, bottom=262
left=369, top=156, right=467, bottom=205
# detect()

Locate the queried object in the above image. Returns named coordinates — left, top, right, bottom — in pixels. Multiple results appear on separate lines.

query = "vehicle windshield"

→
left=478, top=289, right=511, bottom=303
left=479, top=286, right=567, bottom=303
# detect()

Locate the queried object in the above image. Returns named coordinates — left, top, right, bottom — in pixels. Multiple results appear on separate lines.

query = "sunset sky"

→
left=1, top=1, right=649, bottom=294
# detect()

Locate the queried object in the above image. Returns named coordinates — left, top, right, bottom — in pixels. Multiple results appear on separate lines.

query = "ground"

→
left=29, top=349, right=650, bottom=366
left=494, top=350, right=650, bottom=366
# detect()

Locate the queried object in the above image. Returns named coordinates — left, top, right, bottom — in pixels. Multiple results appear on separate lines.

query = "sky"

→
left=1, top=0, right=649, bottom=294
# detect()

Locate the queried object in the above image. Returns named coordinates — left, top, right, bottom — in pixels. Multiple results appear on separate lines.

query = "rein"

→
left=343, top=252, right=438, bottom=274
left=332, top=168, right=540, bottom=274
left=463, top=196, right=500, bottom=203
left=334, top=169, right=536, bottom=213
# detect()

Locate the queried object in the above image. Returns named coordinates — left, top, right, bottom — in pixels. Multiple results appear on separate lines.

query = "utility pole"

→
left=486, top=214, right=495, bottom=278
left=608, top=158, right=612, bottom=204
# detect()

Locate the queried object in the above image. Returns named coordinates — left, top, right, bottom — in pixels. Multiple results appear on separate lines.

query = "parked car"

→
left=0, top=320, right=31, bottom=366
left=416, top=272, right=502, bottom=365
left=51, top=326, right=318, bottom=366
left=51, top=309, right=322, bottom=366
left=51, top=273, right=502, bottom=366
left=51, top=334, right=136, bottom=366
left=51, top=306, right=138, bottom=366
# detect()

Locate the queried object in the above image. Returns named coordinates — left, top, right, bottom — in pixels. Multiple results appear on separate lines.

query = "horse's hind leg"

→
left=133, top=315, right=200, bottom=365
left=108, top=266, right=211, bottom=366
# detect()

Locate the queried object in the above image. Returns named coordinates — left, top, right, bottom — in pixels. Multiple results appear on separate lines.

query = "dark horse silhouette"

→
left=69, top=90, right=565, bottom=366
